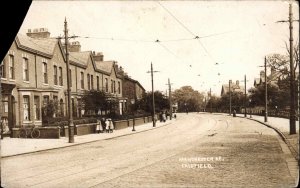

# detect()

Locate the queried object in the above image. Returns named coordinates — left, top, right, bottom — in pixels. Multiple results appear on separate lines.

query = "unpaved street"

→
left=2, top=113, right=298, bottom=187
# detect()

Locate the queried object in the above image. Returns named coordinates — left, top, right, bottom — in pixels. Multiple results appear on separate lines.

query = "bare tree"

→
left=267, top=42, right=299, bottom=78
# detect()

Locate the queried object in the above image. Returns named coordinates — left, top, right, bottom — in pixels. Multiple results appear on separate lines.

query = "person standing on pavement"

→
left=96, top=119, right=101, bottom=133
left=108, top=118, right=114, bottom=133
left=162, top=112, right=166, bottom=122
left=105, top=118, right=110, bottom=133
left=99, top=119, right=103, bottom=133
left=100, top=118, right=106, bottom=132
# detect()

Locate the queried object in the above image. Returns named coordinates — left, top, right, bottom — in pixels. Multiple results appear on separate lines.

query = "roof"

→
left=69, top=51, right=91, bottom=66
left=94, top=60, right=114, bottom=74
left=16, top=34, right=58, bottom=57
left=221, top=83, right=243, bottom=96
left=268, top=71, right=281, bottom=82
left=124, top=75, right=145, bottom=91
left=254, top=78, right=260, bottom=85
left=254, top=69, right=283, bottom=87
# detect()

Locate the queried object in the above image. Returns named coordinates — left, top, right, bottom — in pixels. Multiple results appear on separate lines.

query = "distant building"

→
left=119, top=70, right=145, bottom=113
left=221, top=80, right=244, bottom=96
left=253, top=67, right=282, bottom=88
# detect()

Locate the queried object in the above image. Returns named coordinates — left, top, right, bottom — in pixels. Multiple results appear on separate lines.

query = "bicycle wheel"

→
left=31, top=128, right=40, bottom=138
left=19, top=128, right=27, bottom=138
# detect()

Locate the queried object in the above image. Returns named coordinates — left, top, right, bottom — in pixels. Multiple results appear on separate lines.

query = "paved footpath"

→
left=1, top=119, right=173, bottom=157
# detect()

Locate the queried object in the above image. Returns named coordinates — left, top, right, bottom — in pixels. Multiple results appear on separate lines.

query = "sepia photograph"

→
left=0, top=0, right=299, bottom=187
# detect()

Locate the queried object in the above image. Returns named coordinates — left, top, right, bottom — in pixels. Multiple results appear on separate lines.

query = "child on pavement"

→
left=107, top=118, right=114, bottom=133
left=105, top=118, right=110, bottom=133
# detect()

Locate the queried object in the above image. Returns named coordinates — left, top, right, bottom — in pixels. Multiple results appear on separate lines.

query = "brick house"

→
left=253, top=68, right=282, bottom=87
left=120, top=72, right=145, bottom=113
left=0, top=28, right=134, bottom=136
left=221, top=80, right=244, bottom=96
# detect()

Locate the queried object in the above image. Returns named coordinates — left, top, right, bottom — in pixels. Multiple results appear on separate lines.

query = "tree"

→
left=173, top=86, right=205, bottom=112
left=206, top=95, right=220, bottom=112
left=42, top=100, right=58, bottom=121
left=81, top=90, right=109, bottom=115
left=216, top=92, right=244, bottom=112
left=267, top=42, right=299, bottom=77
left=248, top=82, right=287, bottom=109
left=136, top=91, right=169, bottom=113
left=265, top=43, right=299, bottom=108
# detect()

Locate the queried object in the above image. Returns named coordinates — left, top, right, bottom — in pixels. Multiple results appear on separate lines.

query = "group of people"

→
left=96, top=118, right=114, bottom=133
left=158, top=111, right=177, bottom=122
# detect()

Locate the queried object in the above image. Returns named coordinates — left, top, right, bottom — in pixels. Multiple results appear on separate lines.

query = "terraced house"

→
left=0, top=28, right=133, bottom=137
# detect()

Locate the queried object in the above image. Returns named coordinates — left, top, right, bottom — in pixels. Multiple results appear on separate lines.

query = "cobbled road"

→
left=2, top=113, right=298, bottom=188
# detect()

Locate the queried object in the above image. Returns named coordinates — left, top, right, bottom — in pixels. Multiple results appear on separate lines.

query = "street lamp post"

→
left=130, top=100, right=136, bottom=131
left=249, top=98, right=252, bottom=118
left=64, top=18, right=74, bottom=143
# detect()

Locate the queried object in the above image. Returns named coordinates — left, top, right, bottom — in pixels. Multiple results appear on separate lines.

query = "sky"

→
left=19, top=0, right=299, bottom=96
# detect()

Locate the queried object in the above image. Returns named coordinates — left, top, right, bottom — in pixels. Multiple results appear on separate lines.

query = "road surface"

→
left=1, top=113, right=298, bottom=187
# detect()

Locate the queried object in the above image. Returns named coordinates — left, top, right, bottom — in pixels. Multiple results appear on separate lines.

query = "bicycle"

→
left=18, top=125, right=40, bottom=139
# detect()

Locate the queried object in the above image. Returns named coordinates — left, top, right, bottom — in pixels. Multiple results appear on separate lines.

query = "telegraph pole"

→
left=210, top=88, right=212, bottom=113
left=244, top=75, right=247, bottom=117
left=151, top=63, right=155, bottom=127
left=64, top=18, right=75, bottom=143
left=264, top=56, right=268, bottom=123
left=168, top=78, right=172, bottom=120
left=147, top=63, right=158, bottom=127
left=241, top=75, right=249, bottom=117
left=276, top=3, right=298, bottom=134
left=0, top=63, right=2, bottom=187
left=229, top=80, right=232, bottom=115
left=289, top=4, right=296, bottom=134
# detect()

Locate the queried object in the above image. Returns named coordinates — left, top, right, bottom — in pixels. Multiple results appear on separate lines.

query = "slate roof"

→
left=254, top=78, right=260, bottom=86
left=16, top=34, right=57, bottom=57
left=221, top=83, right=243, bottom=96
left=95, top=60, right=114, bottom=74
left=69, top=51, right=91, bottom=66
left=254, top=69, right=282, bottom=87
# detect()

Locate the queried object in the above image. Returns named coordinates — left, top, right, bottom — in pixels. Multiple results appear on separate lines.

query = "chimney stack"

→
left=93, top=52, right=104, bottom=61
left=68, top=41, right=81, bottom=52
left=27, top=28, right=50, bottom=38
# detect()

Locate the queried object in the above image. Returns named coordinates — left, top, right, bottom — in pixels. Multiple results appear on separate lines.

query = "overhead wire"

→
left=156, top=1, right=195, bottom=37
left=156, top=0, right=216, bottom=63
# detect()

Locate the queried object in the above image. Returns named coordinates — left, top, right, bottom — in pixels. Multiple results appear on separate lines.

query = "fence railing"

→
left=207, top=108, right=296, bottom=120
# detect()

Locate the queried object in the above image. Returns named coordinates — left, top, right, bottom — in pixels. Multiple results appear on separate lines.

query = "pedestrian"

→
left=162, top=112, right=166, bottom=122
left=96, top=119, right=101, bottom=133
left=108, top=118, right=114, bottom=133
left=99, top=119, right=103, bottom=133
left=100, top=118, right=106, bottom=132
left=105, top=118, right=110, bottom=133
left=159, top=112, right=163, bottom=122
